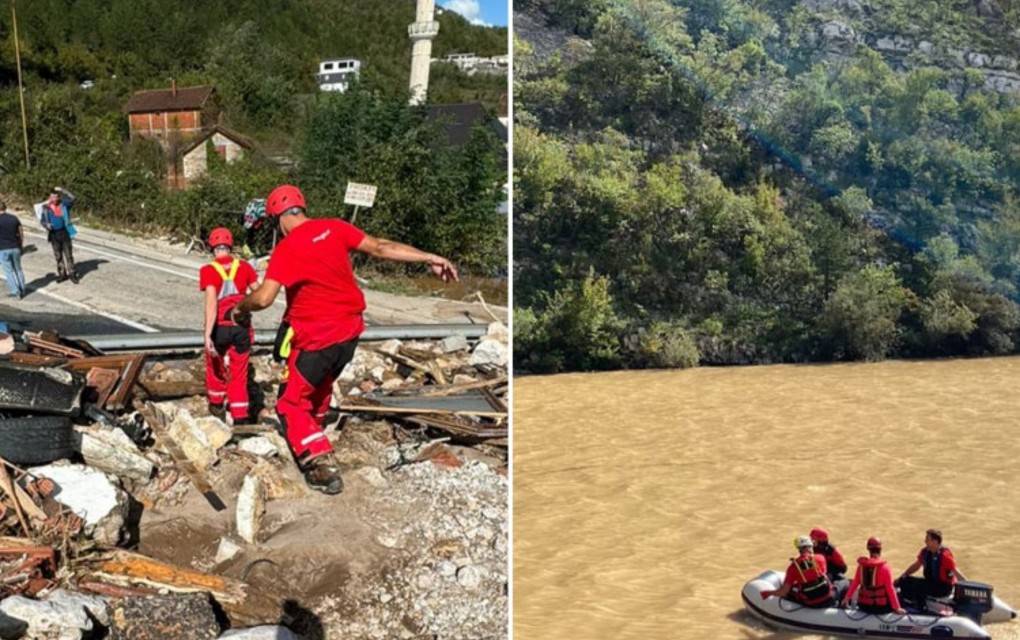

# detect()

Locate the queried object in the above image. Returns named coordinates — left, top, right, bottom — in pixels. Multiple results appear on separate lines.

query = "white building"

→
left=317, top=59, right=361, bottom=93
left=433, top=53, right=507, bottom=75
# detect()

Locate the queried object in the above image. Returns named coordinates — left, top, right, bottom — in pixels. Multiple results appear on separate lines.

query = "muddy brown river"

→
left=513, top=358, right=1020, bottom=639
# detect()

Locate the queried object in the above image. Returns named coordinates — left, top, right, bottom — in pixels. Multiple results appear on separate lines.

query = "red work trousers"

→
left=205, top=324, right=253, bottom=420
left=277, top=338, right=358, bottom=463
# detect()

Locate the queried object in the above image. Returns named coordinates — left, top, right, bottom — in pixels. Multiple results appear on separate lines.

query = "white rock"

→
left=215, top=537, right=242, bottom=564
left=469, top=339, right=508, bottom=367
left=0, top=589, right=109, bottom=640
left=164, top=407, right=232, bottom=470
left=238, top=437, right=279, bottom=458
left=236, top=474, right=265, bottom=545
left=380, top=378, right=404, bottom=391
left=376, top=532, right=403, bottom=549
left=456, top=565, right=483, bottom=590
left=220, top=627, right=300, bottom=640
left=31, top=464, right=126, bottom=546
left=370, top=366, right=387, bottom=383
left=452, top=374, right=477, bottom=385
left=76, top=427, right=154, bottom=481
left=486, top=322, right=508, bottom=342
left=437, top=561, right=457, bottom=578
left=377, top=339, right=402, bottom=356
left=439, top=335, right=469, bottom=353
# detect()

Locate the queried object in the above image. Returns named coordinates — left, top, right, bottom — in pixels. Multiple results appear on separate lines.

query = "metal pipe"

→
left=72, top=324, right=489, bottom=352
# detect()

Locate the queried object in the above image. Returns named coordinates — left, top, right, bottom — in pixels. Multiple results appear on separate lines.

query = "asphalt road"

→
left=0, top=211, right=504, bottom=338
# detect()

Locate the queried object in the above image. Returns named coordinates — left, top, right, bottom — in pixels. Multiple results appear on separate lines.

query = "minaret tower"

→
left=408, top=0, right=440, bottom=105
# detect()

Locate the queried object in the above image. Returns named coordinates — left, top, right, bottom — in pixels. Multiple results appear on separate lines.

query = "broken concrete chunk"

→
left=238, top=437, right=279, bottom=458
left=164, top=407, right=232, bottom=470
left=76, top=426, right=155, bottom=481
left=469, top=340, right=508, bottom=368
left=236, top=474, right=265, bottom=544
left=220, top=626, right=301, bottom=640
left=31, top=463, right=127, bottom=546
left=486, top=322, right=508, bottom=342
left=108, top=593, right=219, bottom=640
left=0, top=589, right=109, bottom=640
left=439, top=335, right=469, bottom=353
left=377, top=339, right=402, bottom=356
left=215, top=537, right=243, bottom=564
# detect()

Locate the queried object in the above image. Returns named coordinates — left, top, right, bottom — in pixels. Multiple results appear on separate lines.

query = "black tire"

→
left=0, top=416, right=76, bottom=466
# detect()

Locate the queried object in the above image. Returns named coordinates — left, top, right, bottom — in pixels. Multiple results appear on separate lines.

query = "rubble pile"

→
left=0, top=323, right=509, bottom=639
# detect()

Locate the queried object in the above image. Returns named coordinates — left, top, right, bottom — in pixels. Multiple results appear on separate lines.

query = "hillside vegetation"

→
left=0, top=0, right=507, bottom=275
left=515, top=0, right=1020, bottom=372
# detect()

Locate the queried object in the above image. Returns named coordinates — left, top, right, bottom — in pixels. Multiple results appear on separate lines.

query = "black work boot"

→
left=302, top=454, right=344, bottom=495
left=208, top=403, right=226, bottom=420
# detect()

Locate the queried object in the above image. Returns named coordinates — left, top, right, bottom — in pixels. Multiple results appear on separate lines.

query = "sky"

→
left=439, top=0, right=508, bottom=27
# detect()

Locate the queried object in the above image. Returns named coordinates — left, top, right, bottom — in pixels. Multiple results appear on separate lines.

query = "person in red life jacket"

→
left=811, top=526, right=848, bottom=580
left=200, top=227, right=260, bottom=424
left=896, top=528, right=968, bottom=608
left=229, top=185, right=458, bottom=494
left=41, top=187, right=79, bottom=283
left=761, top=536, right=835, bottom=608
left=841, top=536, right=905, bottom=615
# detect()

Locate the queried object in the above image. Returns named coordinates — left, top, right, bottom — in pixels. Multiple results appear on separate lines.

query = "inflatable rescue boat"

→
left=742, top=570, right=1017, bottom=639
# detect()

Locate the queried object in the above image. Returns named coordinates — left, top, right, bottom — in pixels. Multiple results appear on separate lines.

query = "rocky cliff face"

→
left=803, top=0, right=1020, bottom=92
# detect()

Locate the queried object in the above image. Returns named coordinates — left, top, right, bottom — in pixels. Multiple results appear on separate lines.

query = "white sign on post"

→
left=344, top=182, right=377, bottom=208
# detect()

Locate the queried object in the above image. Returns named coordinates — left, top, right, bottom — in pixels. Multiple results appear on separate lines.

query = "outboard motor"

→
left=954, top=581, right=995, bottom=624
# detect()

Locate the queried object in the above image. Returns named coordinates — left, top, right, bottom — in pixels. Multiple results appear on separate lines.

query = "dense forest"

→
left=514, top=0, right=1020, bottom=372
left=0, top=0, right=508, bottom=275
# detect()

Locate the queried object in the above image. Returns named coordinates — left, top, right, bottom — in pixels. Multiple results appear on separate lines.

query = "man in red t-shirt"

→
left=231, top=185, right=458, bottom=494
left=199, top=228, right=259, bottom=423
left=896, top=528, right=968, bottom=609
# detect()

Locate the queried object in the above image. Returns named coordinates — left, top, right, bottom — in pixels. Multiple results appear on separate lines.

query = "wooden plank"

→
left=106, top=354, right=145, bottom=411
left=418, top=375, right=508, bottom=397
left=339, top=402, right=506, bottom=419
left=64, top=354, right=138, bottom=371
left=404, top=416, right=508, bottom=439
left=88, top=550, right=283, bottom=628
left=479, top=386, right=507, bottom=413
left=8, top=352, right=68, bottom=367
left=26, top=336, right=85, bottom=359
left=139, top=404, right=226, bottom=512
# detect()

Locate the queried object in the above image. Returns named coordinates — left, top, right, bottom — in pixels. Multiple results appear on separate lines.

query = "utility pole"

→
left=12, top=0, right=30, bottom=169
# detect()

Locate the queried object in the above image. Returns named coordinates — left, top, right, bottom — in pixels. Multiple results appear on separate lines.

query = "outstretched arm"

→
left=356, top=235, right=458, bottom=282
left=231, top=277, right=282, bottom=322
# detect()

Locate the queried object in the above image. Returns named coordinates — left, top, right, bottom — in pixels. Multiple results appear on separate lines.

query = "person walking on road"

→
left=200, top=227, right=260, bottom=425
left=40, top=187, right=79, bottom=283
left=230, top=184, right=458, bottom=494
left=0, top=200, right=26, bottom=299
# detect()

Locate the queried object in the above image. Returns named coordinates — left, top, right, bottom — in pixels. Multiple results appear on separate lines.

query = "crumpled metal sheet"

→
left=0, top=363, right=84, bottom=416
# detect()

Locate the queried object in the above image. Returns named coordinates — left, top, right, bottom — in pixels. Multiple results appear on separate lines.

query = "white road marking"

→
left=0, top=273, right=159, bottom=333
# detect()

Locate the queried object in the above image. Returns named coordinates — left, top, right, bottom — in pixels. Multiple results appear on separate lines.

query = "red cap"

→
left=810, top=527, right=829, bottom=543
left=208, top=227, right=233, bottom=248
left=266, top=185, right=306, bottom=217
left=867, top=536, right=882, bottom=550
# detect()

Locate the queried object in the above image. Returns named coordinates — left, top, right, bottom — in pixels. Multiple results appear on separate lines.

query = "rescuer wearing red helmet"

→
left=842, top=537, right=905, bottom=615
left=811, top=526, right=848, bottom=580
left=230, top=184, right=458, bottom=494
left=199, top=227, right=260, bottom=424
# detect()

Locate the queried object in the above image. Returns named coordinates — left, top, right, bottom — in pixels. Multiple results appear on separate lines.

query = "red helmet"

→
left=867, top=536, right=882, bottom=550
left=208, top=227, right=233, bottom=248
left=810, top=527, right=829, bottom=543
left=266, top=185, right=306, bottom=217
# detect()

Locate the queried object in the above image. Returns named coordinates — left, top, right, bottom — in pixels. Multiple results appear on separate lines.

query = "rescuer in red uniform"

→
left=231, top=185, right=458, bottom=494
left=811, top=526, right=848, bottom=580
left=761, top=535, right=835, bottom=608
left=200, top=227, right=259, bottom=424
left=842, top=536, right=905, bottom=615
